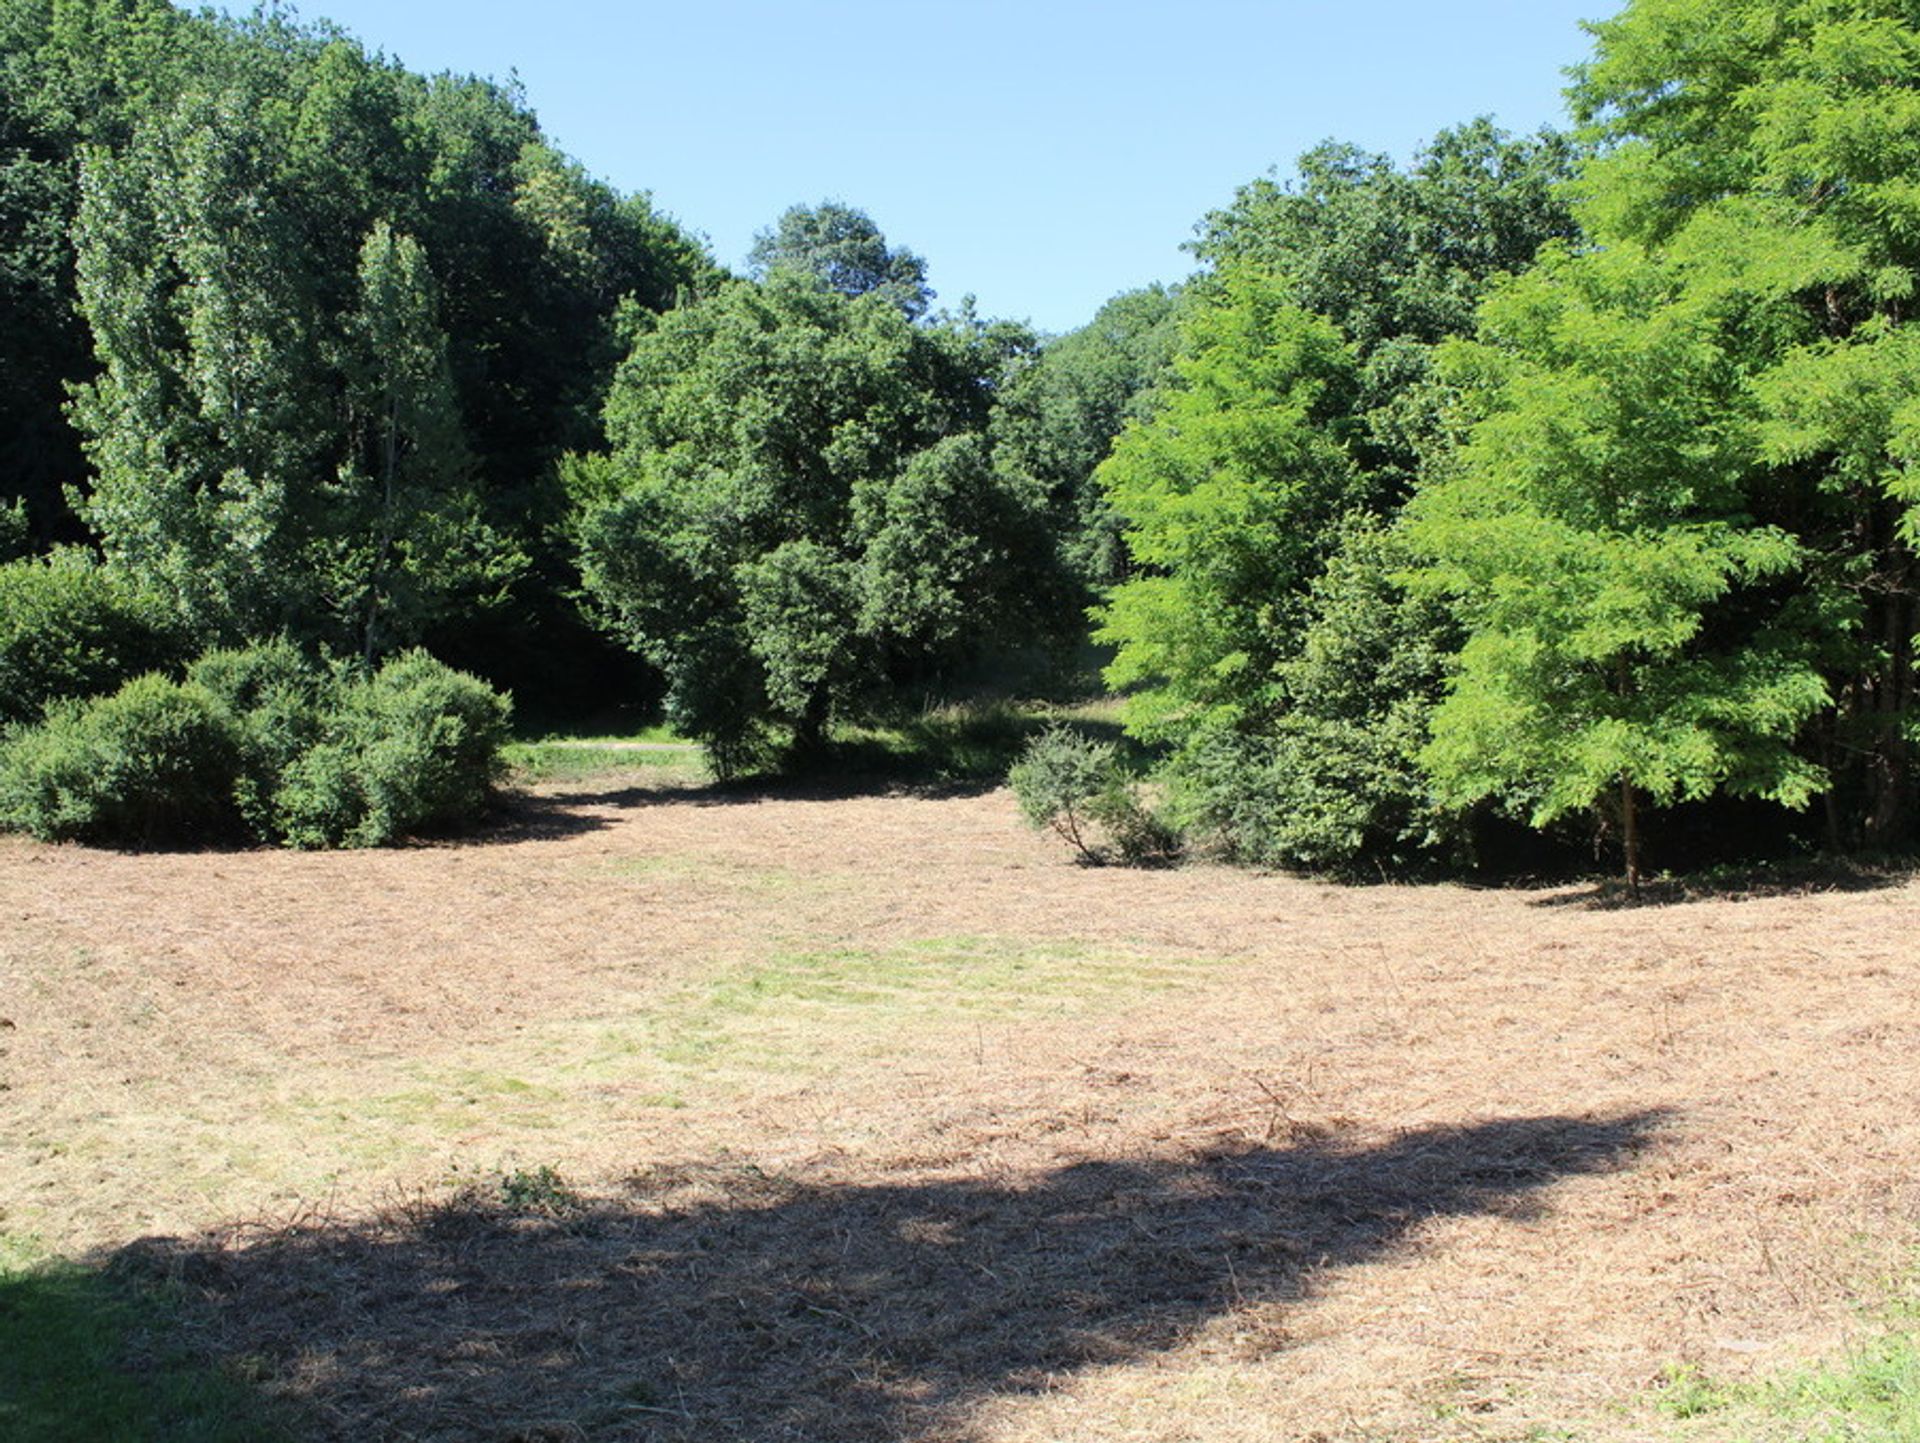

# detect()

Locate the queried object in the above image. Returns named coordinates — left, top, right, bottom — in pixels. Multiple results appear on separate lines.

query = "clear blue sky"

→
left=229, top=1, right=1623, bottom=334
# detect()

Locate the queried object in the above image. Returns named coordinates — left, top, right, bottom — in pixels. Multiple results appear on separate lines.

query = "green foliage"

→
left=1566, top=0, right=1920, bottom=848
left=495, top=1164, right=583, bottom=1217
left=1096, top=268, right=1364, bottom=741
left=1406, top=242, right=1834, bottom=858
left=0, top=500, right=28, bottom=561
left=0, top=673, right=240, bottom=846
left=4, top=1, right=713, bottom=694
left=0, top=552, right=183, bottom=726
left=186, top=638, right=329, bottom=835
left=746, top=199, right=931, bottom=318
left=1086, top=123, right=1591, bottom=876
left=0, top=641, right=509, bottom=849
left=990, top=284, right=1185, bottom=585
left=1195, top=120, right=1579, bottom=357
left=332, top=219, right=522, bottom=661
left=1161, top=526, right=1462, bottom=872
left=1651, top=1331, right=1920, bottom=1440
left=572, top=272, right=1066, bottom=773
left=1009, top=725, right=1178, bottom=866
left=272, top=650, right=511, bottom=849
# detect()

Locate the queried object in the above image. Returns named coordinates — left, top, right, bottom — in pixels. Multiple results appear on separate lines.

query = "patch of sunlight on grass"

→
left=503, top=740, right=702, bottom=784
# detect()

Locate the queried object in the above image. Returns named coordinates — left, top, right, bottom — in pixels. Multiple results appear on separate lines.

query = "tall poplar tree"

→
left=334, top=221, right=518, bottom=663
left=70, top=89, right=329, bottom=638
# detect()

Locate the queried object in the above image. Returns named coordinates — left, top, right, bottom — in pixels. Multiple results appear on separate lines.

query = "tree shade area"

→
left=3, top=0, right=1920, bottom=873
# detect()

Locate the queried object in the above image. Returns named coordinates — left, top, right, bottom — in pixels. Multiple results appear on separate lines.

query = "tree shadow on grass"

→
left=486, top=769, right=1009, bottom=844
left=99, top=1110, right=1666, bottom=1441
left=1528, top=858, right=1915, bottom=910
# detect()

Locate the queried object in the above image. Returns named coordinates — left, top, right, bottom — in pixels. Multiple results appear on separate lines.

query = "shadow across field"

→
left=103, top=1110, right=1665, bottom=1441
left=489, top=771, right=1006, bottom=842
left=1530, top=859, right=1915, bottom=911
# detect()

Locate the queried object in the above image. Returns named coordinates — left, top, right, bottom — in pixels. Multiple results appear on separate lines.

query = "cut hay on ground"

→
left=3, top=775, right=1917, bottom=1439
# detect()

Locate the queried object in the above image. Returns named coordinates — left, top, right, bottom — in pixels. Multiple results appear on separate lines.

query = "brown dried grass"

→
left=3, top=773, right=1919, bottom=1440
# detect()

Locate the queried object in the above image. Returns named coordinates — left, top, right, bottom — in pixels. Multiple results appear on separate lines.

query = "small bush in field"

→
left=0, top=674, right=240, bottom=845
left=1008, top=724, right=1179, bottom=865
left=271, top=650, right=511, bottom=848
left=188, top=639, right=330, bottom=834
left=0, top=555, right=184, bottom=728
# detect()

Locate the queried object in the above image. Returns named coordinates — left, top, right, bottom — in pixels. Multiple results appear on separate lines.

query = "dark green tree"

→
left=747, top=200, right=932, bottom=319
left=991, top=284, right=1185, bottom=585
left=571, top=272, right=1061, bottom=771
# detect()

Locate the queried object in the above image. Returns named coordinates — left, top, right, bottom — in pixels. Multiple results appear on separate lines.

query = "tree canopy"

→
left=8, top=0, right=1920, bottom=872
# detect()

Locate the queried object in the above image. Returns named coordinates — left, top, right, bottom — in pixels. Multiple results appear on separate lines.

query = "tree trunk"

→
left=1859, top=511, right=1916, bottom=851
left=1621, top=774, right=1642, bottom=895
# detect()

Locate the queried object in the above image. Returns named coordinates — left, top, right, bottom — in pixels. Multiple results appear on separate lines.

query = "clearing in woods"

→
left=3, top=767, right=1918, bottom=1440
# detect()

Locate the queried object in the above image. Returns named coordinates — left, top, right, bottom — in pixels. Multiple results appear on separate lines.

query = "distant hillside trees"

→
left=990, top=284, right=1185, bottom=588
left=747, top=200, right=934, bottom=319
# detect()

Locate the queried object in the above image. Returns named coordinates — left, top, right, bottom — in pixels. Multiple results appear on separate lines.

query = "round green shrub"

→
left=0, top=674, right=241, bottom=846
left=0, top=555, right=184, bottom=728
left=271, top=650, right=511, bottom=848
left=188, top=639, right=329, bottom=836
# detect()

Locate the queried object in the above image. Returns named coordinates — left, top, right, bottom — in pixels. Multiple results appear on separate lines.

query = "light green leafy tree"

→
left=1406, top=242, right=1835, bottom=886
left=1094, top=124, right=1580, bottom=872
left=1095, top=267, right=1364, bottom=743
left=1573, top=0, right=1920, bottom=847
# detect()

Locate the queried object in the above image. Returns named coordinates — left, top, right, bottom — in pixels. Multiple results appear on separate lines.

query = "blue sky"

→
left=231, top=1, right=1622, bottom=333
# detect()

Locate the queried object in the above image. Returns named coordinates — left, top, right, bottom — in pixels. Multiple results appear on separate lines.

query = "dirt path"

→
left=3, top=777, right=1916, bottom=1440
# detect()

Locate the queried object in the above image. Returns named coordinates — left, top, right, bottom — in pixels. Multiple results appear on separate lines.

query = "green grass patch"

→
left=824, top=696, right=1157, bottom=784
left=572, top=935, right=1219, bottom=1084
left=502, top=737, right=702, bottom=784
left=1651, top=1329, right=1920, bottom=1439
left=0, top=1236, right=292, bottom=1442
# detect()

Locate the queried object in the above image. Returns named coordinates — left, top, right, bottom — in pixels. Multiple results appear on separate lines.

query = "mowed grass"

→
left=6, top=782, right=1920, bottom=1441
left=317, top=937, right=1222, bottom=1139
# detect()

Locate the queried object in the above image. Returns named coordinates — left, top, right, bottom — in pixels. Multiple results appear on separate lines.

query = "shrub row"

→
left=0, top=640, right=510, bottom=848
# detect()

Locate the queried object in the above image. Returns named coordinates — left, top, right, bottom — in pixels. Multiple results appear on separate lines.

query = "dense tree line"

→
left=1083, top=0, right=1920, bottom=881
left=5, top=0, right=1918, bottom=872
left=2, top=0, right=714, bottom=701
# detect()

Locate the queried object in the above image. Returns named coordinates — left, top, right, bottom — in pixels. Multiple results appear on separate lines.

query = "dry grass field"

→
left=4, top=767, right=1919, bottom=1440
